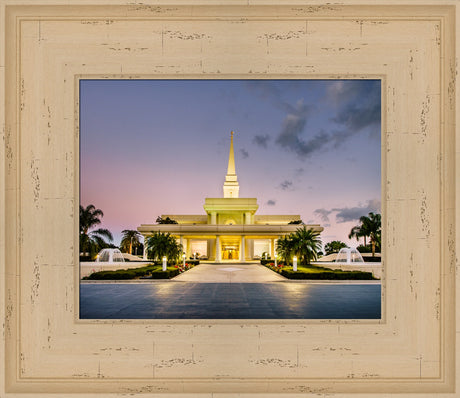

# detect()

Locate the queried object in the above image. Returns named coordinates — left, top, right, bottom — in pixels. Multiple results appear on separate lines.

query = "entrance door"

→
left=222, top=247, right=239, bottom=260
left=220, top=237, right=240, bottom=261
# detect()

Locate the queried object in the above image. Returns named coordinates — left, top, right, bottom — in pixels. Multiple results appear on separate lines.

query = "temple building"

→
left=138, top=132, right=323, bottom=262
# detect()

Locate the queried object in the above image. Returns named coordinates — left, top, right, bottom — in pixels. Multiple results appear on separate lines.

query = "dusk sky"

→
left=80, top=79, right=381, bottom=249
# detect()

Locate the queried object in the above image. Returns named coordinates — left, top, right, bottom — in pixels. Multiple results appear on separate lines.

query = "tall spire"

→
left=223, top=131, right=239, bottom=198
left=227, top=131, right=236, bottom=175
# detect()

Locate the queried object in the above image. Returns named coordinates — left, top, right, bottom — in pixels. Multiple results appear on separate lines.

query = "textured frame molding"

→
left=0, top=1, right=458, bottom=396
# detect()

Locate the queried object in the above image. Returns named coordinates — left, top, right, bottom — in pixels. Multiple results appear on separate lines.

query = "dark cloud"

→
left=240, top=148, right=249, bottom=159
left=315, top=199, right=380, bottom=224
left=295, top=168, right=305, bottom=175
left=328, top=80, right=381, bottom=135
left=314, top=208, right=333, bottom=222
left=246, top=80, right=381, bottom=160
left=332, top=199, right=381, bottom=223
left=266, top=199, right=276, bottom=206
left=245, top=81, right=328, bottom=159
left=253, top=134, right=270, bottom=148
left=274, top=100, right=329, bottom=159
left=279, top=180, right=293, bottom=191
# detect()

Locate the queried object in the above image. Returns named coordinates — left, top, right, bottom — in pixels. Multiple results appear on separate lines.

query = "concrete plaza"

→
left=80, top=263, right=381, bottom=319
left=172, top=262, right=286, bottom=283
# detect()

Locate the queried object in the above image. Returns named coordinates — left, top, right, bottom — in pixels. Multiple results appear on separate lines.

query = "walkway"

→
left=80, top=282, right=381, bottom=319
left=173, top=262, right=285, bottom=283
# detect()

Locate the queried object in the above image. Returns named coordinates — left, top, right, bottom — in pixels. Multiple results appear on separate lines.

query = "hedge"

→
left=261, top=263, right=376, bottom=280
left=280, top=269, right=374, bottom=280
left=149, top=268, right=180, bottom=279
left=83, top=264, right=183, bottom=280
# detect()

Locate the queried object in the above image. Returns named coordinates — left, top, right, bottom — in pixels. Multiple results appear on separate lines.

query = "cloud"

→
left=314, top=199, right=381, bottom=224
left=328, top=80, right=381, bottom=135
left=246, top=80, right=381, bottom=160
left=266, top=199, right=276, bottom=206
left=253, top=134, right=270, bottom=148
left=275, top=100, right=331, bottom=159
left=245, top=81, right=328, bottom=159
left=314, top=208, right=333, bottom=222
left=295, top=168, right=305, bottom=175
left=239, top=148, right=249, bottom=158
left=279, top=180, right=293, bottom=190
left=332, top=199, right=381, bottom=223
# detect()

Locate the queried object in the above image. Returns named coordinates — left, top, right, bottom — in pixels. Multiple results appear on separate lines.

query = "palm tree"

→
left=146, top=232, right=183, bottom=263
left=348, top=212, right=381, bottom=256
left=276, top=235, right=295, bottom=265
left=363, top=212, right=381, bottom=256
left=348, top=225, right=367, bottom=246
left=120, top=229, right=142, bottom=254
left=156, top=216, right=178, bottom=224
left=291, top=226, right=322, bottom=265
left=79, top=204, right=113, bottom=258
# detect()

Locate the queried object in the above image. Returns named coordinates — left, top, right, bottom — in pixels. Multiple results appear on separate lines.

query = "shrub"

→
left=261, top=259, right=276, bottom=265
left=85, top=270, right=134, bottom=280
left=260, top=262, right=375, bottom=280
left=280, top=269, right=374, bottom=280
left=151, top=268, right=181, bottom=278
left=356, top=244, right=381, bottom=254
left=83, top=264, right=183, bottom=280
left=361, top=255, right=382, bottom=263
left=150, top=270, right=170, bottom=279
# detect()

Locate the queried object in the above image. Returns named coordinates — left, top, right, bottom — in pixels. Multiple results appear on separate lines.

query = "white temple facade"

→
left=138, top=132, right=323, bottom=262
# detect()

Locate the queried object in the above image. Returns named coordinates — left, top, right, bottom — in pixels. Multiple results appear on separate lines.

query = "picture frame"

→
left=0, top=1, right=458, bottom=395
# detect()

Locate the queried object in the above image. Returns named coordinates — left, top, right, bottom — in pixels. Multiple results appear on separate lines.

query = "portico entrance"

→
left=221, top=237, right=240, bottom=261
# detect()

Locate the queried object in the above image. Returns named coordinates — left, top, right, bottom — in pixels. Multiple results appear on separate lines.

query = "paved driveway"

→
left=173, top=262, right=285, bottom=283
left=80, top=283, right=381, bottom=319
left=80, top=262, right=382, bottom=319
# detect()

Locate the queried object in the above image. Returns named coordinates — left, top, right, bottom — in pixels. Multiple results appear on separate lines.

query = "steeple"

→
left=223, top=131, right=239, bottom=198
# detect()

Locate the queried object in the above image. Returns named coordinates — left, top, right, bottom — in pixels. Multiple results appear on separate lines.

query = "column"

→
left=211, top=212, right=217, bottom=224
left=270, top=238, right=275, bottom=258
left=247, top=239, right=253, bottom=260
left=245, top=212, right=251, bottom=224
left=182, top=238, right=188, bottom=258
left=143, top=236, right=148, bottom=260
left=207, top=239, right=212, bottom=259
left=216, top=235, right=221, bottom=263
left=240, top=236, right=245, bottom=262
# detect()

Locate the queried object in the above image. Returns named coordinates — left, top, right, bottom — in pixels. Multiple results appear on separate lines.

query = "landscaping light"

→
left=162, top=256, right=167, bottom=271
left=293, top=256, right=298, bottom=272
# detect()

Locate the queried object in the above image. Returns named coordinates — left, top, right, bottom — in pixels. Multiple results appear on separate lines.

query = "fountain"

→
left=96, top=248, right=125, bottom=264
left=335, top=247, right=364, bottom=264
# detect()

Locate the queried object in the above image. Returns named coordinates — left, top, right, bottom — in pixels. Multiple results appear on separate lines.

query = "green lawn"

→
left=263, top=263, right=376, bottom=280
left=82, top=263, right=194, bottom=280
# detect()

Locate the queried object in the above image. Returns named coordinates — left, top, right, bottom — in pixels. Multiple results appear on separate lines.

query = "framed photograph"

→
left=78, top=78, right=383, bottom=321
left=1, top=1, right=458, bottom=396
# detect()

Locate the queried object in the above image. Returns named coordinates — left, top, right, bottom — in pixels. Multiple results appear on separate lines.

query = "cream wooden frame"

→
left=0, top=1, right=458, bottom=396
